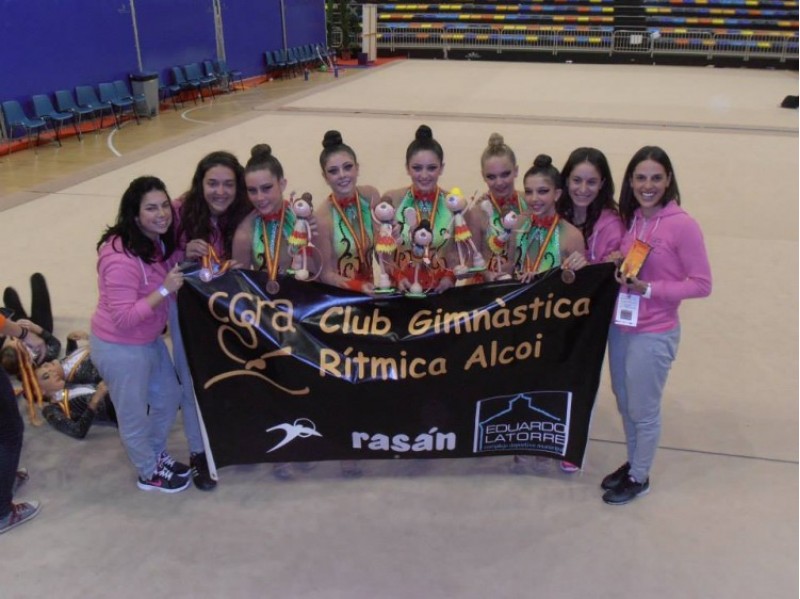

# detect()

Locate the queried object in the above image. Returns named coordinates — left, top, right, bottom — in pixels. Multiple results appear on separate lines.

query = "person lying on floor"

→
left=32, top=343, right=115, bottom=439
left=1, top=319, right=62, bottom=376
left=40, top=381, right=117, bottom=440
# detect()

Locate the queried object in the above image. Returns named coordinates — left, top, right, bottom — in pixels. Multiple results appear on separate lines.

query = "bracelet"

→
left=18, top=325, right=29, bottom=340
left=158, top=286, right=170, bottom=298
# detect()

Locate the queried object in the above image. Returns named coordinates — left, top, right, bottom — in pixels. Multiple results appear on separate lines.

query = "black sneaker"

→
left=602, top=476, right=650, bottom=505
left=601, top=462, right=631, bottom=490
left=137, top=466, right=191, bottom=493
left=158, top=451, right=191, bottom=478
left=190, top=452, right=217, bottom=491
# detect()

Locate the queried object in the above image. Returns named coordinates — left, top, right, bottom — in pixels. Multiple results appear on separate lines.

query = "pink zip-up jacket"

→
left=616, top=200, right=712, bottom=334
left=587, top=209, right=625, bottom=264
left=91, top=236, right=177, bottom=345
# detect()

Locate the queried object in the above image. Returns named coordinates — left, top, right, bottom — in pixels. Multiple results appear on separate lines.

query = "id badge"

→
left=619, top=239, right=651, bottom=278
left=615, top=292, right=640, bottom=327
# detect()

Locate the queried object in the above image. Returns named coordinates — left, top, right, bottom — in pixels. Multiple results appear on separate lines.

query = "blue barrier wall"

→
left=286, top=0, right=328, bottom=48
left=0, top=0, right=138, bottom=103
left=220, top=0, right=285, bottom=78
left=0, top=0, right=326, bottom=109
left=136, top=0, right=218, bottom=85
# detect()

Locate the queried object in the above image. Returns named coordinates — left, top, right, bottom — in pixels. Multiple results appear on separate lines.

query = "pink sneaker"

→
left=560, top=461, right=580, bottom=473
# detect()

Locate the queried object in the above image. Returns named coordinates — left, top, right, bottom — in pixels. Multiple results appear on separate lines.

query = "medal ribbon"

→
left=411, top=186, right=440, bottom=225
left=330, top=193, right=370, bottom=273
left=489, top=191, right=522, bottom=215
left=260, top=207, right=286, bottom=284
left=524, top=215, right=560, bottom=274
left=202, top=245, right=232, bottom=278
left=14, top=341, right=43, bottom=425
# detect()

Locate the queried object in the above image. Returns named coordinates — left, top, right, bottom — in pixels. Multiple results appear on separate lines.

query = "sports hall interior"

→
left=0, top=1, right=797, bottom=598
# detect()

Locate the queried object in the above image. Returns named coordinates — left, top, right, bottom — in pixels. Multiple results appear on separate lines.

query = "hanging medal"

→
left=199, top=246, right=232, bottom=282
left=262, top=209, right=285, bottom=295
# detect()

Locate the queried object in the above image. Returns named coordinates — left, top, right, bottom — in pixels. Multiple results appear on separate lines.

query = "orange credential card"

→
left=619, top=239, right=651, bottom=278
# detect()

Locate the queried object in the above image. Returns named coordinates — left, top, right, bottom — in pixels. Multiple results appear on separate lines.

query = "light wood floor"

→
left=1, top=61, right=797, bottom=599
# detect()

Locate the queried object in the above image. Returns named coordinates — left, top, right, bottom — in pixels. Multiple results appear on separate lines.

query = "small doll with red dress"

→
left=407, top=218, right=433, bottom=297
left=287, top=192, right=315, bottom=281
left=483, top=207, right=518, bottom=281
left=444, top=187, right=486, bottom=277
left=372, top=200, right=400, bottom=292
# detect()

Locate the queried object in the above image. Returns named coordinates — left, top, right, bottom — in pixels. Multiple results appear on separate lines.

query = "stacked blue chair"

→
left=202, top=60, right=226, bottom=94
left=158, top=73, right=183, bottom=110
left=184, top=62, right=217, bottom=99
left=75, top=85, right=115, bottom=129
left=98, top=82, right=140, bottom=128
left=285, top=47, right=300, bottom=76
left=54, top=89, right=98, bottom=139
left=171, top=66, right=202, bottom=104
left=31, top=94, right=75, bottom=146
left=264, top=50, right=281, bottom=78
left=1, top=100, right=48, bottom=150
left=216, top=59, right=245, bottom=91
left=274, top=49, right=291, bottom=77
left=114, top=80, right=149, bottom=119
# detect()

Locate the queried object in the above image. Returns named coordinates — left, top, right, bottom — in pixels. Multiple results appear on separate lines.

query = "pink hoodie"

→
left=90, top=236, right=177, bottom=344
left=615, top=201, right=712, bottom=334
left=587, top=209, right=625, bottom=264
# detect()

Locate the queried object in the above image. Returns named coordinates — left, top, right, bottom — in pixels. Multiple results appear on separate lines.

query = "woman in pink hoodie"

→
left=90, top=176, right=191, bottom=494
left=601, top=147, right=712, bottom=505
left=557, top=147, right=625, bottom=474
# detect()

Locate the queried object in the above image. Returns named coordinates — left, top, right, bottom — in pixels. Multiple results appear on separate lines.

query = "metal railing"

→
left=375, top=24, right=798, bottom=62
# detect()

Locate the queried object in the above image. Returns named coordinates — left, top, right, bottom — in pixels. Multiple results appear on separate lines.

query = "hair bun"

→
left=533, top=154, right=552, bottom=168
left=322, top=130, right=343, bottom=149
left=251, top=144, right=272, bottom=160
left=488, top=132, right=504, bottom=148
left=415, top=124, right=433, bottom=141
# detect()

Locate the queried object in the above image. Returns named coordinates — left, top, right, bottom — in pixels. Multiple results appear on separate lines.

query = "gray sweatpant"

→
left=608, top=325, right=680, bottom=483
left=90, top=334, right=182, bottom=480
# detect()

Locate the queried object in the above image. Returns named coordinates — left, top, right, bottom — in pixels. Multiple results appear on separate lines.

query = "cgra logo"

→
left=266, top=418, right=322, bottom=453
left=473, top=391, right=571, bottom=456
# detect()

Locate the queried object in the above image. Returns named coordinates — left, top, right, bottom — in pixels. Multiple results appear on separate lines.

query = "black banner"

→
left=178, top=265, right=619, bottom=468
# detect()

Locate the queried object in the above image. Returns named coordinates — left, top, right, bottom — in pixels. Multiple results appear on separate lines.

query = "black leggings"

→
left=3, top=272, right=52, bottom=333
left=0, top=369, right=23, bottom=518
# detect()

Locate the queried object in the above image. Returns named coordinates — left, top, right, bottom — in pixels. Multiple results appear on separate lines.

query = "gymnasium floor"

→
left=0, top=60, right=797, bottom=598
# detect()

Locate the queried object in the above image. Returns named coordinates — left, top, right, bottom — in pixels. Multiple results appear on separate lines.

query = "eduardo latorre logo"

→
left=473, top=391, right=571, bottom=456
left=266, top=418, right=322, bottom=453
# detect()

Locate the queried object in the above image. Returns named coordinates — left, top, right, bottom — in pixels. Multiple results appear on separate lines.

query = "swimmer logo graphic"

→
left=473, top=391, right=571, bottom=456
left=266, top=418, right=322, bottom=453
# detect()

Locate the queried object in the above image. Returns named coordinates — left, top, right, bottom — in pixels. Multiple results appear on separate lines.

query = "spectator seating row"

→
left=1, top=79, right=148, bottom=151
left=643, top=0, right=798, bottom=33
left=1, top=58, right=246, bottom=154
left=371, top=0, right=798, bottom=35
left=264, top=44, right=335, bottom=79
left=165, top=60, right=245, bottom=107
